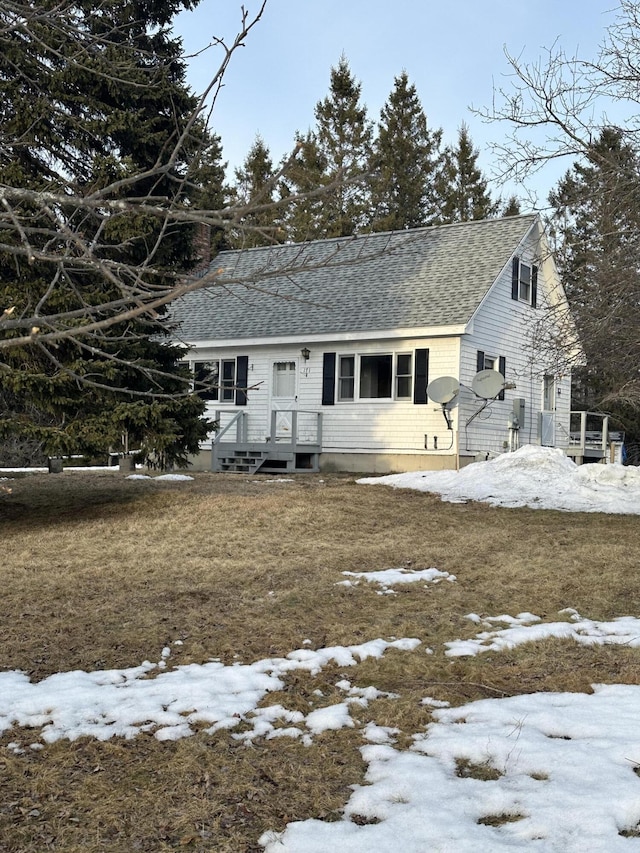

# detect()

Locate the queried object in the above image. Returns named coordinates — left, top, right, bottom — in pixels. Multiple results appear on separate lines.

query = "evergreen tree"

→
left=549, top=127, right=640, bottom=424
left=438, top=124, right=498, bottom=223
left=369, top=72, right=444, bottom=231
left=502, top=195, right=522, bottom=216
left=313, top=56, right=373, bottom=236
left=279, top=132, right=329, bottom=242
left=229, top=135, right=282, bottom=247
left=0, top=0, right=215, bottom=466
left=283, top=56, right=372, bottom=239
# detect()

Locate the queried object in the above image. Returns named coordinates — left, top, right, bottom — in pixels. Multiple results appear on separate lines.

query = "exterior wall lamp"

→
left=301, top=347, right=311, bottom=361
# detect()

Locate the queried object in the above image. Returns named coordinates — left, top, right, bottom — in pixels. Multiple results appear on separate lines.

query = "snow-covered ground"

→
left=3, top=447, right=640, bottom=850
left=358, top=444, right=640, bottom=514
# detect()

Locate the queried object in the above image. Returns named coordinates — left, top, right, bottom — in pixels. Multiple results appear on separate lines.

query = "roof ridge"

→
left=209, top=214, right=539, bottom=262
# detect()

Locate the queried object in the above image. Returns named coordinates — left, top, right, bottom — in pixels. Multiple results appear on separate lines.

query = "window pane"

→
left=396, top=354, right=411, bottom=375
left=338, top=355, right=355, bottom=401
left=360, top=355, right=392, bottom=398
left=483, top=356, right=495, bottom=370
left=194, top=361, right=219, bottom=401
left=273, top=361, right=296, bottom=398
left=396, top=376, right=411, bottom=398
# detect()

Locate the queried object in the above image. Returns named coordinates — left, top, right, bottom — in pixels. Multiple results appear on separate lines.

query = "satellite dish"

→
left=471, top=369, right=505, bottom=399
left=427, top=376, right=460, bottom=404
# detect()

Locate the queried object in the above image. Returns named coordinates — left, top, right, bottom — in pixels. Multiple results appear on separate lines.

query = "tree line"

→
left=1, top=0, right=639, bottom=468
left=222, top=56, right=519, bottom=248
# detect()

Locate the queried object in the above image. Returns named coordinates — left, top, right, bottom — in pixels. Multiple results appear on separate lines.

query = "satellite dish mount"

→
left=427, top=376, right=460, bottom=432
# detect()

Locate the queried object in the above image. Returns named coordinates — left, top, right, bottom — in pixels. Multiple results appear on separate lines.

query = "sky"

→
left=173, top=0, right=618, bottom=207
left=3, top=447, right=640, bottom=850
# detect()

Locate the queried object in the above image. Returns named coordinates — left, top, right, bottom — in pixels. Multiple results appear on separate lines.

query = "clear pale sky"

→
left=174, top=0, right=617, bottom=207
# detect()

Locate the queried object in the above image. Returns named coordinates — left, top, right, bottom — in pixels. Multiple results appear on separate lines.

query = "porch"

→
left=210, top=409, right=323, bottom=474
left=564, top=411, right=624, bottom=464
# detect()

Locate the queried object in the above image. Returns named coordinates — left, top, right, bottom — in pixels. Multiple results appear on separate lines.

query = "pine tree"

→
left=369, top=72, right=444, bottom=232
left=229, top=135, right=282, bottom=247
left=0, top=0, right=217, bottom=466
left=549, top=127, right=640, bottom=422
left=438, top=124, right=498, bottom=223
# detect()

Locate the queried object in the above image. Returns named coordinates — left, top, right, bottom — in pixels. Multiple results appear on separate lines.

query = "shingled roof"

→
left=172, top=214, right=538, bottom=343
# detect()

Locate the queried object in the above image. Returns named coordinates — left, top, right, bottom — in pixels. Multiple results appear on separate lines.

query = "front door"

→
left=541, top=375, right=556, bottom=446
left=271, top=360, right=298, bottom=439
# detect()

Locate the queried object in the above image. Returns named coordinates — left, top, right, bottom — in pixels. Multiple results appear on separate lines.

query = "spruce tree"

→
left=0, top=0, right=218, bottom=466
left=229, top=135, right=282, bottom=247
left=549, top=127, right=640, bottom=424
left=438, top=124, right=498, bottom=223
left=369, top=72, right=444, bottom=231
left=279, top=132, right=329, bottom=242
left=283, top=56, right=372, bottom=239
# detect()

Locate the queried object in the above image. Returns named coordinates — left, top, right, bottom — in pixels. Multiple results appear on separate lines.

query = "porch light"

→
left=301, top=347, right=311, bottom=361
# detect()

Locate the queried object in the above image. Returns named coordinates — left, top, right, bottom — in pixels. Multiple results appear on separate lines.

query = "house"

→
left=172, top=213, right=579, bottom=474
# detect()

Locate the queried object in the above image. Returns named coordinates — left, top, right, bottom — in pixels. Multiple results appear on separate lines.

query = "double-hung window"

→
left=220, top=359, right=236, bottom=402
left=395, top=353, right=412, bottom=399
left=519, top=262, right=532, bottom=302
left=511, top=256, right=538, bottom=307
left=338, top=355, right=355, bottom=401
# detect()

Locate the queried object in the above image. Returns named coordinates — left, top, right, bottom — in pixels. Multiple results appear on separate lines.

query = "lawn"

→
left=1, top=469, right=639, bottom=851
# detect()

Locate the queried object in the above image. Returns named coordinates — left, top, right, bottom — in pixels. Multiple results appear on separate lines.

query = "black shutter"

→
left=413, top=348, right=429, bottom=404
left=511, top=256, right=519, bottom=300
left=476, top=350, right=485, bottom=372
left=322, top=352, right=336, bottom=405
left=235, top=356, right=248, bottom=405
left=531, top=265, right=538, bottom=308
left=498, top=356, right=506, bottom=400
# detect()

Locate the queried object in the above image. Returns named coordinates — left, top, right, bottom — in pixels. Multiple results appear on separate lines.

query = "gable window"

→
left=360, top=354, right=392, bottom=398
left=193, top=361, right=220, bottom=401
left=511, top=256, right=538, bottom=307
left=519, top=262, right=532, bottom=302
left=395, top=353, right=412, bottom=399
left=338, top=355, right=355, bottom=401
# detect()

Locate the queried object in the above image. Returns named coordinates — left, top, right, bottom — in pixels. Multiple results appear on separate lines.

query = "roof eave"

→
left=177, top=323, right=470, bottom=350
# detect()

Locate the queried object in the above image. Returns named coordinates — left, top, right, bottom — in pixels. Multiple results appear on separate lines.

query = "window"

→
left=395, top=353, right=412, bottom=399
left=543, top=375, right=555, bottom=411
left=482, top=355, right=495, bottom=371
left=511, top=256, right=538, bottom=307
left=338, top=355, right=355, bottom=401
left=193, top=361, right=219, bottom=400
left=519, top=262, right=531, bottom=302
left=221, top=359, right=236, bottom=401
left=273, top=361, right=296, bottom=398
left=360, top=354, right=392, bottom=398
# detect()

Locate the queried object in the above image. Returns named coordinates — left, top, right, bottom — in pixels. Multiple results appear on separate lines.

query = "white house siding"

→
left=458, top=234, right=572, bottom=458
left=315, top=336, right=460, bottom=456
left=189, top=337, right=461, bottom=458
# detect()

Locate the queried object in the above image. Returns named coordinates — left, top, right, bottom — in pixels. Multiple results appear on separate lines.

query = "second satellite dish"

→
left=427, top=376, right=460, bottom=404
left=471, top=369, right=505, bottom=399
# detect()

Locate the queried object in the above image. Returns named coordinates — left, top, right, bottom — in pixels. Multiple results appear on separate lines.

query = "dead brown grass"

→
left=1, top=469, right=639, bottom=851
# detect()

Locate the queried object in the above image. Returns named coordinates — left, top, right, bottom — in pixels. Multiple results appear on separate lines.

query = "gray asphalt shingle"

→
left=172, top=214, right=537, bottom=342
